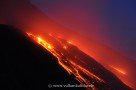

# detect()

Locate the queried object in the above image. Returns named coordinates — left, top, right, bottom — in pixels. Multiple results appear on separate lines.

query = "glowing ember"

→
left=63, top=46, right=67, bottom=49
left=67, top=41, right=72, bottom=44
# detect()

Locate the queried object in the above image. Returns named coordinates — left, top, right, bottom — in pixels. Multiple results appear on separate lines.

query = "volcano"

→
left=0, top=0, right=136, bottom=88
left=0, top=24, right=132, bottom=90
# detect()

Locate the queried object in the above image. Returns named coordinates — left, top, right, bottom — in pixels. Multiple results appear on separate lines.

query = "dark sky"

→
left=30, top=0, right=136, bottom=60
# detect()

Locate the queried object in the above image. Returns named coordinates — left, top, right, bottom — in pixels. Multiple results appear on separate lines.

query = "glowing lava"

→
left=67, top=41, right=72, bottom=44
left=109, top=65, right=126, bottom=75
left=26, top=32, right=106, bottom=90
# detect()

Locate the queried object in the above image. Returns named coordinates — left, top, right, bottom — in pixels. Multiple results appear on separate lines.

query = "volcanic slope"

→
left=0, top=24, right=85, bottom=90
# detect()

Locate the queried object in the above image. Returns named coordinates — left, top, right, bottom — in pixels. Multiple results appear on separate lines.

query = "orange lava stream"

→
left=26, top=32, right=72, bottom=74
left=109, top=65, right=126, bottom=75
left=26, top=32, right=105, bottom=90
left=70, top=61, right=104, bottom=83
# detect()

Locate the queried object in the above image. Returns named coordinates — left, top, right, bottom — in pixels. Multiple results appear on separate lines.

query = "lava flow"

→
left=109, top=65, right=126, bottom=75
left=26, top=32, right=106, bottom=90
left=26, top=32, right=131, bottom=90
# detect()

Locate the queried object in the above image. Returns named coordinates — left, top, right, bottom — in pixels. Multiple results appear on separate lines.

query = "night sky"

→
left=30, top=0, right=136, bottom=60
